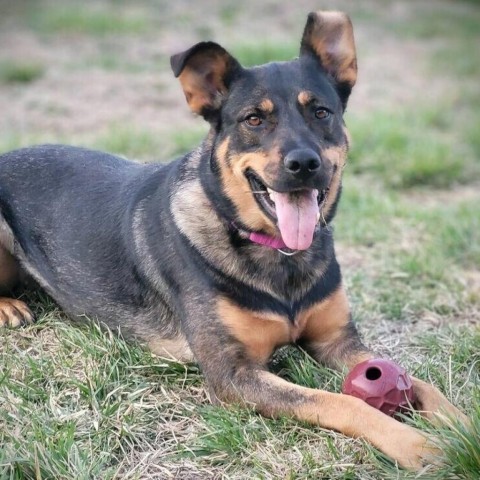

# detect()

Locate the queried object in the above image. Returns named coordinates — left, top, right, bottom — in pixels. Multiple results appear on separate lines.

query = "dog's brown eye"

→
left=315, top=108, right=330, bottom=120
left=245, top=115, right=262, bottom=127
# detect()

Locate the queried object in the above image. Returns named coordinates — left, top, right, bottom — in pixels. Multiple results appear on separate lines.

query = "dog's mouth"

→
left=246, top=170, right=328, bottom=250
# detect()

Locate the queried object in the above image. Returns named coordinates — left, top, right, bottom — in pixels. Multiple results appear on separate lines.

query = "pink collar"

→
left=248, top=230, right=287, bottom=249
left=231, top=223, right=287, bottom=249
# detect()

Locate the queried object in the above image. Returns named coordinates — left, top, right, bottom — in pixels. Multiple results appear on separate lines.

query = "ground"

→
left=0, top=1, right=479, bottom=479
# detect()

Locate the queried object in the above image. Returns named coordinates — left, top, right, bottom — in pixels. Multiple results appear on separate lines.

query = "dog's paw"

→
left=0, top=297, right=34, bottom=327
left=390, top=425, right=442, bottom=471
left=411, top=377, right=470, bottom=427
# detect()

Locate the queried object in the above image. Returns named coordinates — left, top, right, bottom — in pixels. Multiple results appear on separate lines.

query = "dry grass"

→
left=0, top=1, right=479, bottom=479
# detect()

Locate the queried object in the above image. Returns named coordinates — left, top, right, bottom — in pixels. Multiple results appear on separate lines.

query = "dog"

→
left=0, top=11, right=468, bottom=470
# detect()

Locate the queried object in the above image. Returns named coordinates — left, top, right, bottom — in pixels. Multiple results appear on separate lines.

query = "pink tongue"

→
left=271, top=189, right=319, bottom=250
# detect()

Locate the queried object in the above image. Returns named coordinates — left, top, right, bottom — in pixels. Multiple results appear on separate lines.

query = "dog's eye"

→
left=315, top=108, right=330, bottom=120
left=245, top=115, right=262, bottom=127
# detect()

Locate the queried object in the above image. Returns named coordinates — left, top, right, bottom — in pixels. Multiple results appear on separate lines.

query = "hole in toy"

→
left=365, top=366, right=382, bottom=381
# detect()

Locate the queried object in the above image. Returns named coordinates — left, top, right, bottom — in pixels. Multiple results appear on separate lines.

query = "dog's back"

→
left=0, top=145, right=175, bottom=324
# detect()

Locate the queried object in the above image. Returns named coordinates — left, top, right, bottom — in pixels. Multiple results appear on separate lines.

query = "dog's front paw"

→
left=0, top=297, right=34, bottom=327
left=412, top=377, right=470, bottom=426
left=386, top=424, right=441, bottom=471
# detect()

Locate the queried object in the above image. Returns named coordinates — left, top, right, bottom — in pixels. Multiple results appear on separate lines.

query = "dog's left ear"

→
left=171, top=41, right=241, bottom=121
left=300, top=11, right=357, bottom=108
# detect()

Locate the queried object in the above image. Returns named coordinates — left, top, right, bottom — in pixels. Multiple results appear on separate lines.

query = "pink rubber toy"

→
left=342, top=358, right=415, bottom=416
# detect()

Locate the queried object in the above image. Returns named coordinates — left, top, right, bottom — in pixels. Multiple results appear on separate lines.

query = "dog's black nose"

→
left=284, top=149, right=321, bottom=179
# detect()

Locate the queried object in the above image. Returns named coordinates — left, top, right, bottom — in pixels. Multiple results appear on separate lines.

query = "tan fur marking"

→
left=170, top=171, right=282, bottom=297
left=0, top=297, right=34, bottom=327
left=177, top=51, right=230, bottom=114
left=0, top=216, right=15, bottom=253
left=259, top=98, right=274, bottom=113
left=0, top=227, right=20, bottom=293
left=320, top=145, right=347, bottom=219
left=303, top=11, right=357, bottom=87
left=410, top=376, right=471, bottom=426
left=298, top=91, right=313, bottom=106
left=217, top=138, right=278, bottom=235
left=298, top=285, right=373, bottom=370
left=217, top=297, right=289, bottom=364
left=0, top=246, right=19, bottom=292
left=342, top=125, right=352, bottom=147
left=299, top=285, right=350, bottom=343
left=250, top=371, right=436, bottom=470
left=148, top=336, right=194, bottom=363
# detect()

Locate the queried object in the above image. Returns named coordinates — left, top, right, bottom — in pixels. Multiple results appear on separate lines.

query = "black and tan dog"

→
left=0, top=11, right=468, bottom=469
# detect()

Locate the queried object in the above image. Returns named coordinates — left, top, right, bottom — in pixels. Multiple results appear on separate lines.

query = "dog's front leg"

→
left=196, top=349, right=435, bottom=470
left=184, top=297, right=435, bottom=470
left=298, top=285, right=470, bottom=426
left=410, top=377, right=470, bottom=426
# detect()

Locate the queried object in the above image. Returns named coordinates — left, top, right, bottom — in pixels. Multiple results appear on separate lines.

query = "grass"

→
left=437, top=402, right=480, bottom=480
left=337, top=180, right=479, bottom=321
left=28, top=3, right=150, bottom=36
left=0, top=61, right=44, bottom=84
left=1, top=321, right=478, bottom=479
left=233, top=41, right=298, bottom=67
left=1, top=0, right=479, bottom=479
left=94, top=124, right=208, bottom=161
left=391, top=3, right=480, bottom=78
left=345, top=107, right=476, bottom=189
left=0, top=311, right=204, bottom=479
left=94, top=124, right=165, bottom=161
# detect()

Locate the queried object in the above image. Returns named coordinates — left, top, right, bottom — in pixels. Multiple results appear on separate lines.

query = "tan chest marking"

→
left=299, top=286, right=350, bottom=343
left=217, top=297, right=291, bottom=364
left=217, top=286, right=350, bottom=364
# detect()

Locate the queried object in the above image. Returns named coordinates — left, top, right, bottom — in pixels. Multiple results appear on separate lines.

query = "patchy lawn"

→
left=0, top=1, right=479, bottom=479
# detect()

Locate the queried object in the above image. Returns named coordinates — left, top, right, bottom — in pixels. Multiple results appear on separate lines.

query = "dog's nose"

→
left=284, top=149, right=321, bottom=179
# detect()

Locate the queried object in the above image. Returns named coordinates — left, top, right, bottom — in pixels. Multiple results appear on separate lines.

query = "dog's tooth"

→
left=316, top=210, right=321, bottom=223
left=267, top=188, right=275, bottom=203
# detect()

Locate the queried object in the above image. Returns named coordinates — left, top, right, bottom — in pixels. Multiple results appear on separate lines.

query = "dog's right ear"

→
left=300, top=11, right=357, bottom=109
left=170, top=42, right=241, bottom=121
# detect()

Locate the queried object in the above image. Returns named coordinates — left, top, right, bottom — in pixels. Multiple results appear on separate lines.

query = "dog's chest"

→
left=217, top=296, right=322, bottom=364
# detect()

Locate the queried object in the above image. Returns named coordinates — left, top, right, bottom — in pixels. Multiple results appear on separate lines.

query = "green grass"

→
left=390, top=2, right=480, bottom=78
left=345, top=107, right=476, bottom=189
left=0, top=61, right=44, bottom=84
left=94, top=124, right=165, bottom=161
left=1, top=1, right=480, bottom=478
left=466, top=116, right=480, bottom=160
left=337, top=179, right=479, bottom=321
left=0, top=133, right=77, bottom=156
left=170, top=127, right=209, bottom=157
left=234, top=41, right=298, bottom=66
left=29, top=4, right=150, bottom=36
left=94, top=124, right=208, bottom=162
left=436, top=402, right=480, bottom=480
left=0, top=313, right=203, bottom=479
left=5, top=320, right=477, bottom=479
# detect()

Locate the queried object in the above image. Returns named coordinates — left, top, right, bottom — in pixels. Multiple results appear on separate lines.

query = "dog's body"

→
left=0, top=11, right=467, bottom=470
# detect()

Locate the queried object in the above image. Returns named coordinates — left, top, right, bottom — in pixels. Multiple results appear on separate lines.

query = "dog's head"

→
left=171, top=11, right=356, bottom=251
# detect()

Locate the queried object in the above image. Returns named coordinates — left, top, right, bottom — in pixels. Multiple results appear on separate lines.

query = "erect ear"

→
left=300, top=11, right=357, bottom=108
left=170, top=41, right=241, bottom=121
